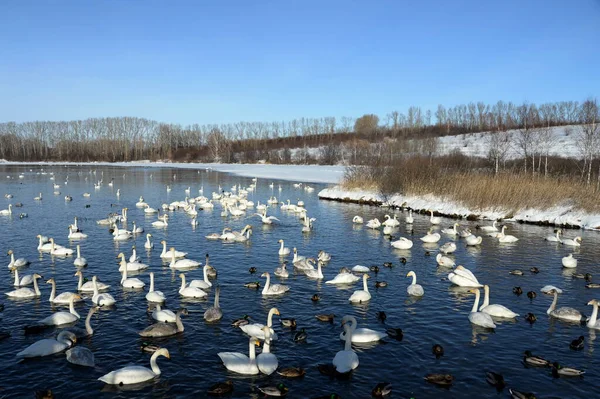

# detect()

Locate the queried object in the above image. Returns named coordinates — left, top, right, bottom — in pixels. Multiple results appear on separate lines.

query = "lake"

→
left=0, top=164, right=597, bottom=398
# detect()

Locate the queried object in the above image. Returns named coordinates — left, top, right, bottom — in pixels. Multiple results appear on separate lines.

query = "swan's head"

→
left=293, top=247, right=297, bottom=253
left=588, top=299, right=598, bottom=306
left=57, top=331, right=77, bottom=346
left=156, top=348, right=170, bottom=359
left=272, top=308, right=280, bottom=316
left=92, top=275, right=97, bottom=281
left=250, top=337, right=261, bottom=347
left=364, top=274, right=371, bottom=279
left=46, top=278, right=55, bottom=284
left=74, top=271, right=82, bottom=277
left=341, top=315, right=354, bottom=326
left=261, top=272, right=270, bottom=278
left=49, top=238, right=55, bottom=242
left=116, top=252, right=125, bottom=259
left=483, top=284, right=490, bottom=292
left=576, top=237, right=582, bottom=242
left=147, top=233, right=152, bottom=237
left=6, top=249, right=13, bottom=255
left=170, top=247, right=176, bottom=253
left=160, top=240, right=166, bottom=244
left=406, top=271, right=416, bottom=278
left=468, top=289, right=480, bottom=294
left=278, top=239, right=283, bottom=243
left=179, top=273, right=185, bottom=279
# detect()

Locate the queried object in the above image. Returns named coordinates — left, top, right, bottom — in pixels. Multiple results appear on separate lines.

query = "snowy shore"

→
left=318, top=186, right=600, bottom=231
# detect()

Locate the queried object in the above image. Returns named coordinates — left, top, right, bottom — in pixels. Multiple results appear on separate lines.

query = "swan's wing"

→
left=257, top=353, right=278, bottom=375
left=333, top=349, right=359, bottom=373
left=98, top=366, right=154, bottom=384
left=17, top=339, right=65, bottom=357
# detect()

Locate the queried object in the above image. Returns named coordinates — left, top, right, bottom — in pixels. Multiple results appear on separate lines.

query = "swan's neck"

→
left=92, top=277, right=99, bottom=296
left=85, top=309, right=94, bottom=335
left=150, top=353, right=162, bottom=376
left=161, top=242, right=167, bottom=255
left=69, top=299, right=80, bottom=318
left=121, top=264, right=128, bottom=282
left=175, top=311, right=184, bottom=332
left=179, top=275, right=186, bottom=291
left=317, top=262, right=323, bottom=278
left=10, top=253, right=15, bottom=264
left=547, top=292, right=558, bottom=314
left=49, top=281, right=56, bottom=301
left=262, top=275, right=270, bottom=295
left=203, top=266, right=209, bottom=283
left=170, top=252, right=176, bottom=267
left=32, top=277, right=40, bottom=295
left=481, top=287, right=490, bottom=308
left=13, top=268, right=19, bottom=286
left=363, top=276, right=369, bottom=292
left=279, top=241, right=284, bottom=251
left=205, top=255, right=210, bottom=267
left=249, top=340, right=257, bottom=361
left=343, top=324, right=353, bottom=351
left=76, top=246, right=81, bottom=258
left=589, top=303, right=599, bottom=327
left=77, top=274, right=84, bottom=290
left=214, top=287, right=220, bottom=308
left=267, top=308, right=276, bottom=327
left=411, top=273, right=417, bottom=285
left=146, top=236, right=151, bottom=245
left=471, top=290, right=480, bottom=313
left=149, top=274, right=155, bottom=292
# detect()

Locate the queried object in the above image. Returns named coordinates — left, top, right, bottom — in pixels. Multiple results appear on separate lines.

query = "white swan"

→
left=479, top=285, right=518, bottom=318
left=261, top=272, right=290, bottom=295
left=349, top=274, right=371, bottom=303
left=468, top=289, right=496, bottom=328
left=178, top=273, right=207, bottom=298
left=339, top=315, right=386, bottom=343
left=326, top=269, right=360, bottom=285
left=99, top=348, right=170, bottom=385
left=66, top=346, right=95, bottom=367
left=436, top=253, right=455, bottom=268
left=428, top=210, right=441, bottom=225
left=169, top=248, right=200, bottom=270
left=11, top=267, right=33, bottom=286
left=117, top=252, right=149, bottom=272
left=218, top=337, right=260, bottom=375
left=73, top=245, right=87, bottom=267
left=160, top=240, right=187, bottom=259
left=390, top=237, right=413, bottom=250
left=129, top=246, right=141, bottom=263
left=305, top=261, right=324, bottom=279
left=406, top=271, right=424, bottom=296
left=119, top=256, right=145, bottom=289
left=240, top=308, right=279, bottom=341
left=497, top=226, right=519, bottom=243
left=92, top=276, right=116, bottom=306
left=586, top=299, right=600, bottom=329
left=562, top=236, right=582, bottom=247
left=562, top=254, right=578, bottom=268
left=318, top=250, right=331, bottom=262
left=352, top=265, right=370, bottom=273
left=38, top=294, right=81, bottom=326
left=439, top=242, right=457, bottom=254
left=333, top=320, right=359, bottom=373
left=146, top=272, right=166, bottom=303
left=189, top=265, right=212, bottom=289
left=257, top=326, right=278, bottom=375
left=420, top=229, right=441, bottom=243
left=47, top=278, right=82, bottom=305
left=352, top=215, right=364, bottom=224
left=547, top=289, right=585, bottom=323
left=16, top=331, right=76, bottom=358
left=37, top=234, right=56, bottom=252
left=151, top=214, right=168, bottom=227
left=6, top=273, right=42, bottom=298
left=448, top=265, right=483, bottom=287
left=278, top=239, right=290, bottom=256
left=479, top=220, right=498, bottom=233
left=274, top=262, right=289, bottom=278
left=541, top=285, right=563, bottom=294
left=50, top=238, right=73, bottom=256
left=7, top=249, right=29, bottom=268
left=465, top=235, right=483, bottom=246
left=145, top=233, right=154, bottom=249
left=382, top=214, right=400, bottom=227
left=545, top=229, right=562, bottom=242
left=441, top=223, right=460, bottom=236
left=254, top=209, right=279, bottom=224
left=405, top=210, right=414, bottom=224
left=68, top=225, right=88, bottom=240
left=0, top=204, right=12, bottom=215
left=366, top=218, right=381, bottom=229
left=152, top=304, right=176, bottom=323
left=75, top=270, right=109, bottom=292
left=292, top=247, right=306, bottom=263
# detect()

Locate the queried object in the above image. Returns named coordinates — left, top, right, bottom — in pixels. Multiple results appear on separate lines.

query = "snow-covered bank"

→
left=0, top=161, right=345, bottom=184
left=318, top=186, right=600, bottom=230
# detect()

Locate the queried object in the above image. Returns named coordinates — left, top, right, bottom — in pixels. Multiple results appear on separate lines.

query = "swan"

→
left=406, top=271, right=424, bottom=296
left=465, top=235, right=483, bottom=246
left=50, top=238, right=73, bottom=256
left=261, top=272, right=290, bottom=295
left=479, top=285, right=519, bottom=318
left=65, top=306, right=97, bottom=338
left=232, top=225, right=253, bottom=242
left=144, top=205, right=158, bottom=214
left=301, top=216, right=316, bottom=233
left=479, top=220, right=498, bottom=233
left=333, top=321, right=359, bottom=373
left=439, top=242, right=457, bottom=254
left=152, top=304, right=176, bottom=323
left=119, top=257, right=145, bottom=289
left=68, top=225, right=88, bottom=240
left=160, top=241, right=187, bottom=259
left=436, top=253, right=455, bottom=267
left=16, top=331, right=76, bottom=358
left=383, top=214, right=400, bottom=227
left=562, top=236, right=582, bottom=247
left=441, top=223, right=460, bottom=236
left=545, top=229, right=562, bottom=242
left=73, top=245, right=87, bottom=267
left=586, top=299, right=600, bottom=329
left=468, top=289, right=496, bottom=328
left=139, top=309, right=187, bottom=337
left=38, top=294, right=81, bottom=326
left=405, top=209, right=414, bottom=224
left=254, top=209, right=279, bottom=224
left=292, top=247, right=306, bottom=263
left=146, top=272, right=166, bottom=303
left=448, top=265, right=483, bottom=287
left=99, top=348, right=170, bottom=385
left=47, top=278, right=82, bottom=305
left=541, top=285, right=562, bottom=294
left=75, top=270, right=109, bottom=292
left=349, top=274, right=371, bottom=303
left=383, top=225, right=394, bottom=235
left=189, top=265, right=212, bottom=289
left=7, top=249, right=29, bottom=268
left=274, top=262, right=289, bottom=278
left=37, top=234, right=57, bottom=252
left=6, top=273, right=42, bottom=298
left=391, top=237, right=413, bottom=250
left=145, top=233, right=154, bottom=249
left=11, top=267, right=33, bottom=286
left=428, top=210, right=441, bottom=225
left=278, top=239, right=290, bottom=256
left=218, top=337, right=260, bottom=375
left=34, top=192, right=43, bottom=201
left=204, top=286, right=223, bottom=322
left=326, top=269, right=360, bottom=285
left=366, top=218, right=381, bottom=229
left=318, top=250, right=331, bottom=262
left=129, top=246, right=141, bottom=263
left=151, top=214, right=168, bottom=227
left=257, top=326, right=278, bottom=375
left=0, top=204, right=12, bottom=215
left=305, top=261, right=324, bottom=279
left=339, top=315, right=386, bottom=343
left=420, top=229, right=441, bottom=243
left=497, top=226, right=519, bottom=243
left=92, top=276, right=116, bottom=306
left=178, top=273, right=207, bottom=298
left=546, top=289, right=586, bottom=322
left=240, top=308, right=279, bottom=340
left=459, top=227, right=472, bottom=238
left=112, top=224, right=132, bottom=241
left=352, top=216, right=364, bottom=224
left=352, top=265, right=370, bottom=273
left=66, top=346, right=95, bottom=367
left=169, top=248, right=201, bottom=270
left=117, top=253, right=149, bottom=272
left=562, top=254, right=577, bottom=268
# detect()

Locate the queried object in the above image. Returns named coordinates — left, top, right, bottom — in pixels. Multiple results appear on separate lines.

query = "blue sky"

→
left=1, top=0, right=598, bottom=125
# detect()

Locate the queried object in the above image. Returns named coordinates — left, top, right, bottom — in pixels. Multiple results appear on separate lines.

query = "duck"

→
left=406, top=271, right=424, bottom=296
left=146, top=272, right=166, bottom=303
left=47, top=278, right=82, bottom=305
left=508, top=389, right=537, bottom=399
left=545, top=229, right=562, bottom=242
left=257, top=326, right=278, bottom=375
left=218, top=337, right=260, bottom=375
left=16, top=330, right=76, bottom=358
left=339, top=315, right=386, bottom=343
left=280, top=318, right=297, bottom=328
left=552, top=362, right=585, bottom=377
left=7, top=249, right=29, bottom=269
left=352, top=215, right=364, bottom=224
left=562, top=254, right=577, bottom=268
left=240, top=308, right=279, bottom=340
left=439, top=242, right=457, bottom=254
left=390, top=237, right=413, bottom=250
left=432, top=344, right=444, bottom=358
left=169, top=248, right=200, bottom=270
left=99, top=348, right=171, bottom=385
left=204, top=286, right=223, bottom=322
left=570, top=335, right=584, bottom=350
left=152, top=304, right=176, bottom=323
left=277, top=367, right=306, bottom=378
left=207, top=381, right=234, bottom=396
left=479, top=285, right=519, bottom=318
left=468, top=289, right=496, bottom=328
left=420, top=229, right=441, bottom=243
left=425, top=374, right=454, bottom=386
left=441, top=223, right=460, bottom=236
left=160, top=241, right=187, bottom=260
left=293, top=328, right=307, bottom=342
left=436, top=253, right=455, bottom=267
left=38, top=295, right=82, bottom=326
left=139, top=309, right=187, bottom=337
left=261, top=272, right=290, bottom=296
left=278, top=239, right=290, bottom=256
left=546, top=289, right=586, bottom=322
left=316, top=314, right=334, bottom=322
left=119, top=257, right=145, bottom=289
left=349, top=274, right=371, bottom=303
left=326, top=268, right=360, bottom=285
left=497, top=226, right=519, bottom=243
left=465, top=235, right=483, bottom=246
left=92, top=276, right=116, bottom=306
left=523, top=350, right=550, bottom=367
left=525, top=313, right=536, bottom=323
left=144, top=233, right=154, bottom=249
left=333, top=321, right=359, bottom=373
left=75, top=270, right=109, bottom=293
left=405, top=209, right=414, bottom=224
left=527, top=291, right=536, bottom=299
left=448, top=265, right=483, bottom=287
left=178, top=273, right=207, bottom=298
left=311, top=294, right=321, bottom=301
left=562, top=236, right=582, bottom=247
left=428, top=210, right=441, bottom=225
left=5, top=273, right=42, bottom=298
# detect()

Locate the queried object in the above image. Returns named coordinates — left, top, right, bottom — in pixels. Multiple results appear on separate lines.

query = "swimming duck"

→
left=315, top=314, right=335, bottom=322
left=523, top=350, right=550, bottom=367
left=424, top=374, right=454, bottom=386
left=551, top=362, right=585, bottom=377
left=277, top=367, right=306, bottom=378
left=432, top=344, right=444, bottom=358
left=570, top=336, right=584, bottom=350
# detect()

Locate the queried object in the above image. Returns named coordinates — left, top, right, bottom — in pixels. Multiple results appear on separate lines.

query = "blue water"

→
left=0, top=164, right=597, bottom=398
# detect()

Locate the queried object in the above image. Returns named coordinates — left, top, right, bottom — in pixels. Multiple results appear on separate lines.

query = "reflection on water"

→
left=0, top=165, right=598, bottom=398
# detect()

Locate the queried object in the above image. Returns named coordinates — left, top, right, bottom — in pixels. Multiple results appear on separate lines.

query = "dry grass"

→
left=343, top=159, right=600, bottom=213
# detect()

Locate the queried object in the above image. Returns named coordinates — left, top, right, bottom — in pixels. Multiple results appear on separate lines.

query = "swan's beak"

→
left=274, top=310, right=280, bottom=316
left=254, top=340, right=261, bottom=347
left=46, top=279, right=52, bottom=283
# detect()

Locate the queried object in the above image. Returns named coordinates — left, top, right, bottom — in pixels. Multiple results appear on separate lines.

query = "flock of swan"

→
left=0, top=168, right=597, bottom=398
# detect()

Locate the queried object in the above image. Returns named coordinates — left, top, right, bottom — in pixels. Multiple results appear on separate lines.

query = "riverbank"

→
left=318, top=186, right=600, bottom=230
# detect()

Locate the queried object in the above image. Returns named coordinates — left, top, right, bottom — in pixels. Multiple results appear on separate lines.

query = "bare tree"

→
left=486, top=131, right=512, bottom=175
